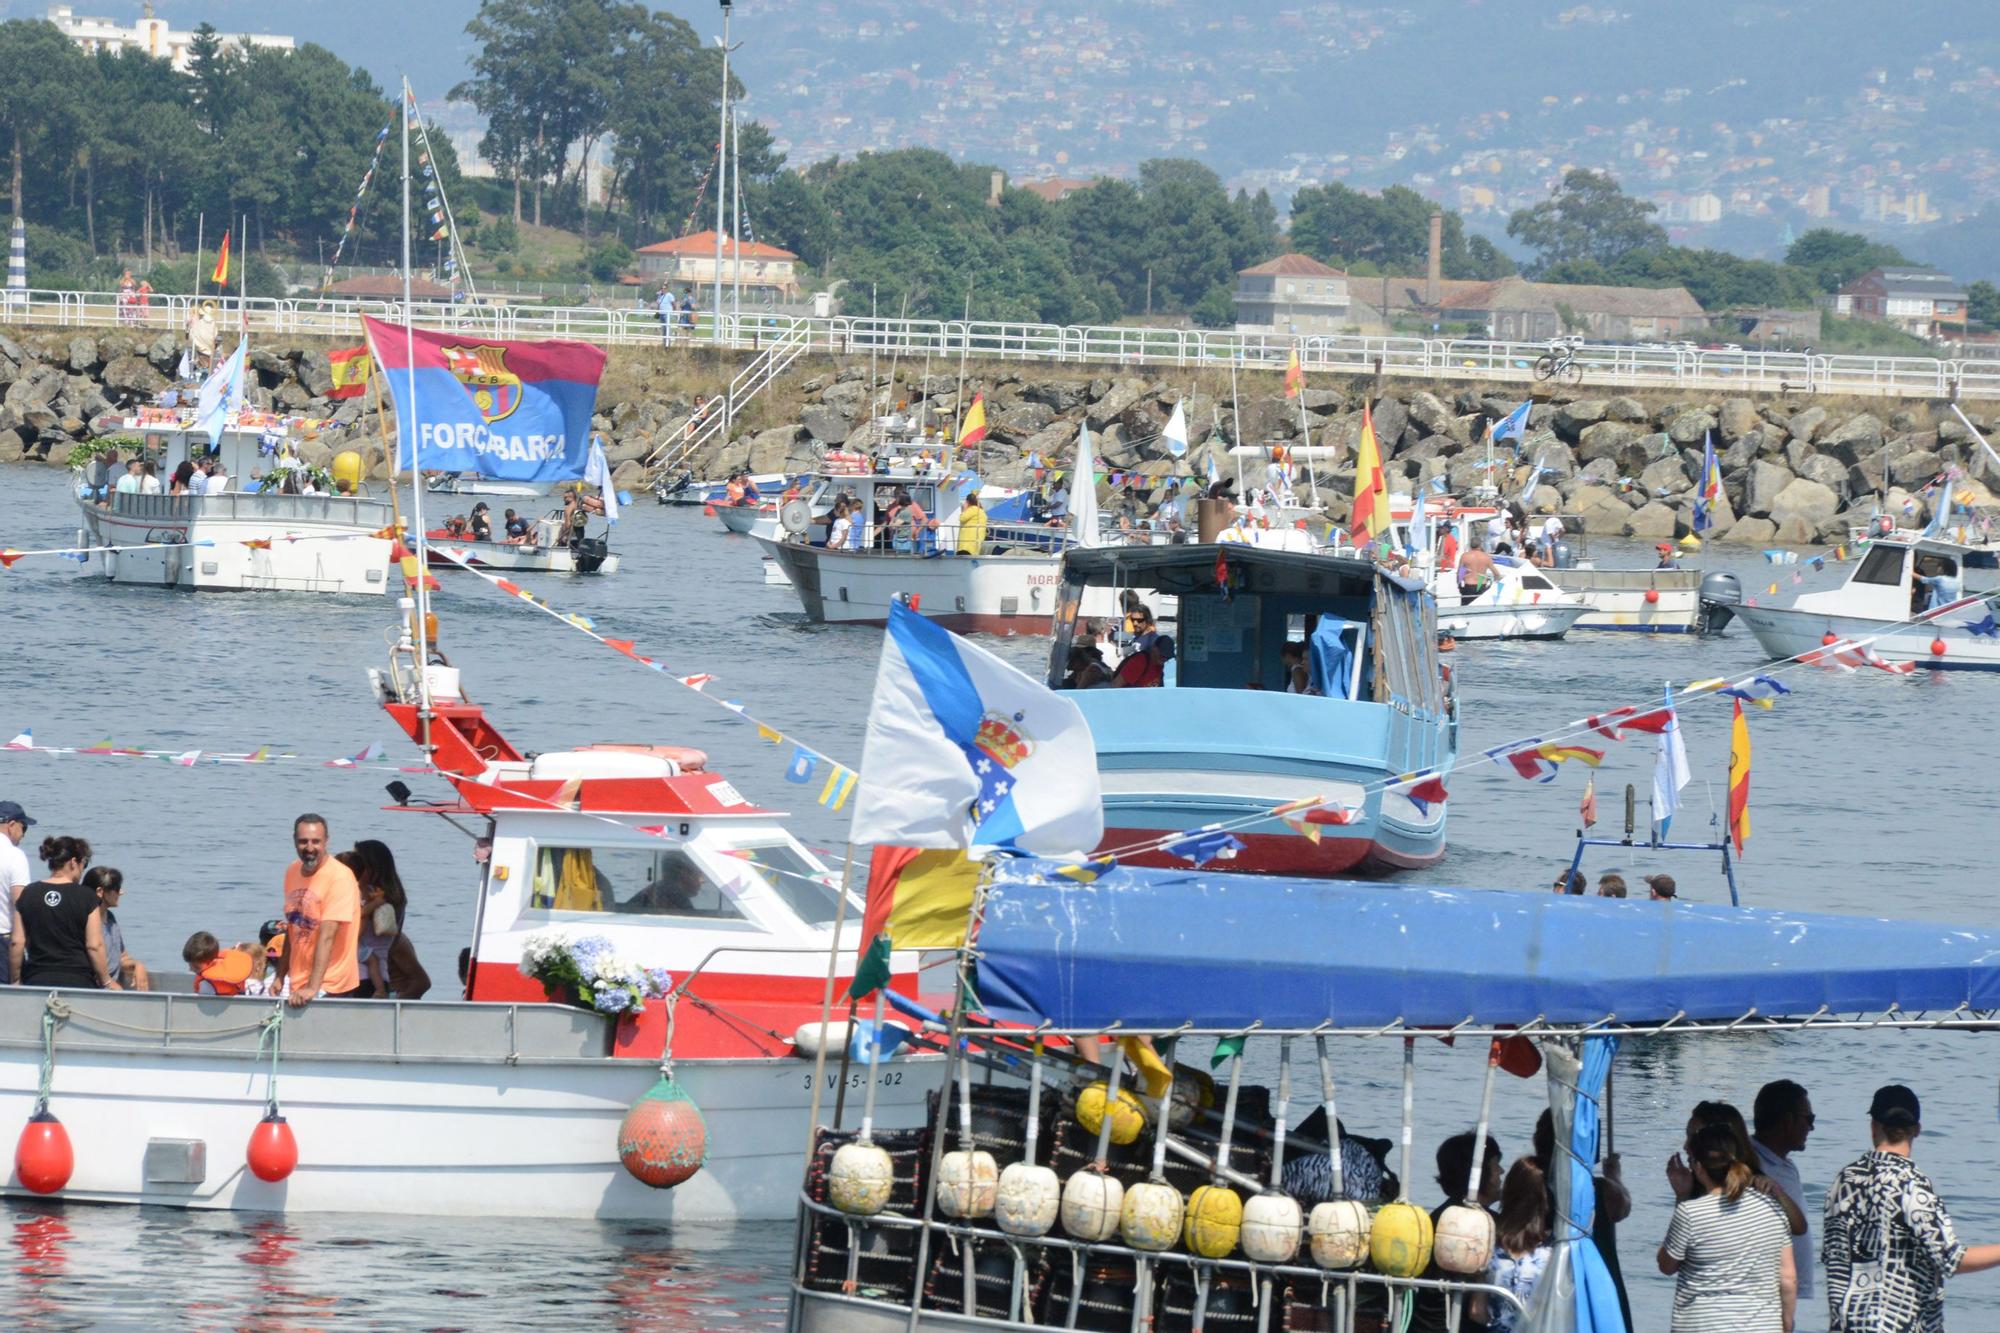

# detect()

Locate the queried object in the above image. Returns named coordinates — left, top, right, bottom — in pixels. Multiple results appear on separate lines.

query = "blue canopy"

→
left=973, top=860, right=2000, bottom=1031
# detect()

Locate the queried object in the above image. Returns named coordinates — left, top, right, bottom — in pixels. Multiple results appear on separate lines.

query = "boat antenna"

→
left=400, top=77, right=435, bottom=751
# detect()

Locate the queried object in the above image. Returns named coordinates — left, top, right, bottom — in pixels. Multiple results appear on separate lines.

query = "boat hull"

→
left=1546, top=568, right=1702, bottom=632
left=77, top=492, right=394, bottom=596
left=756, top=536, right=1065, bottom=634
left=427, top=540, right=621, bottom=575
left=0, top=987, right=933, bottom=1220
left=1431, top=598, right=1586, bottom=640
left=717, top=503, right=772, bottom=534
left=1732, top=603, right=2000, bottom=670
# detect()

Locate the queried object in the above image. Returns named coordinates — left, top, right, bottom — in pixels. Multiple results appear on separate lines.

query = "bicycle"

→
left=1532, top=336, right=1586, bottom=386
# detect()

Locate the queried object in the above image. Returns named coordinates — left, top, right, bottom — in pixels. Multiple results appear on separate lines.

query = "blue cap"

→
left=0, top=801, right=33, bottom=827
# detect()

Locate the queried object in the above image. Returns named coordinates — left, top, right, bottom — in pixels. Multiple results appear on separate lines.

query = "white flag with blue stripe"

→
left=1492, top=400, right=1530, bottom=445
left=195, top=338, right=246, bottom=445
left=849, top=603, right=1103, bottom=855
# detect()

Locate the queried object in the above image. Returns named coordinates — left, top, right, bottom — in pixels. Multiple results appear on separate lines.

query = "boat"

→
left=1729, top=531, right=2000, bottom=670
left=1050, top=541, right=1456, bottom=876
left=74, top=417, right=395, bottom=596
left=1545, top=563, right=1704, bottom=633
left=788, top=855, right=2000, bottom=1332
left=0, top=614, right=932, bottom=1218
left=425, top=473, right=554, bottom=500
left=424, top=503, right=620, bottom=575
left=1376, top=496, right=1590, bottom=641
left=753, top=461, right=1069, bottom=634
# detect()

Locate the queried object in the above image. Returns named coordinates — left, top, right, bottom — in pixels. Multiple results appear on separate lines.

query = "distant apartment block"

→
left=1835, top=267, right=1967, bottom=338
left=634, top=231, right=802, bottom=301
left=45, top=3, right=294, bottom=72
left=1233, top=254, right=1351, bottom=336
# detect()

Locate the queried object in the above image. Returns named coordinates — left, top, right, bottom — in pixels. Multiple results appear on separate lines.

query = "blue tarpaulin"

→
left=1306, top=616, right=1356, bottom=699
left=971, top=860, right=2000, bottom=1031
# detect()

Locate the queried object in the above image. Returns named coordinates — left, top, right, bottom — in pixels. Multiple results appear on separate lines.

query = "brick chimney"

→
left=1426, top=211, right=1443, bottom=307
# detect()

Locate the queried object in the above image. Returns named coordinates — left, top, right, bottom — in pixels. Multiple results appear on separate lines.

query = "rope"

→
left=34, top=996, right=66, bottom=1114
left=256, top=1004, right=286, bottom=1116
left=658, top=990, right=679, bottom=1082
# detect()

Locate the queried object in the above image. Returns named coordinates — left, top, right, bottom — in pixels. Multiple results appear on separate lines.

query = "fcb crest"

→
left=440, top=343, right=523, bottom=424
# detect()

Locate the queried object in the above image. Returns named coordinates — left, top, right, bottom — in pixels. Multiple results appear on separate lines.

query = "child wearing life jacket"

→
left=183, top=932, right=254, bottom=996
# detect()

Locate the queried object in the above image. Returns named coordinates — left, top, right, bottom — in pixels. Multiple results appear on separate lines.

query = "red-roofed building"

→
left=1233, top=254, right=1352, bottom=336
left=1019, top=177, right=1096, bottom=204
left=635, top=231, right=802, bottom=300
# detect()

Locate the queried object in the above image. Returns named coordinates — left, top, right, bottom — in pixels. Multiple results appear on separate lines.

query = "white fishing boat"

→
left=73, top=418, right=395, bottom=596
left=1730, top=532, right=2000, bottom=670
left=1545, top=564, right=1704, bottom=633
left=425, top=505, right=620, bottom=575
left=0, top=619, right=931, bottom=1219
left=1427, top=556, right=1587, bottom=640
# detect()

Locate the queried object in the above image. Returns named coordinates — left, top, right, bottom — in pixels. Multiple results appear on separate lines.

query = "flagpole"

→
left=1229, top=356, right=1243, bottom=497
left=801, top=843, right=858, bottom=1163
left=193, top=213, right=204, bottom=301
left=400, top=79, right=435, bottom=746
left=1294, top=362, right=1319, bottom=506
left=237, top=211, right=248, bottom=337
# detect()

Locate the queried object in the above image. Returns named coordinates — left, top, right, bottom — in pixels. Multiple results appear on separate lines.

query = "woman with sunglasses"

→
left=9, top=835, right=121, bottom=990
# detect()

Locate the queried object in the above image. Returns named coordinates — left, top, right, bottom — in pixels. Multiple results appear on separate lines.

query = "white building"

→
left=1233, top=254, right=1352, bottom=337
left=45, top=3, right=295, bottom=72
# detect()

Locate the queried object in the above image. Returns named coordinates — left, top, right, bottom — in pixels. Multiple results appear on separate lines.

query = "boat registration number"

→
left=803, top=1071, right=906, bottom=1090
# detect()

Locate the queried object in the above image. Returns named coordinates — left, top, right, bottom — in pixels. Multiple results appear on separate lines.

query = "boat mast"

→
left=711, top=0, right=733, bottom=344
left=401, top=79, right=434, bottom=749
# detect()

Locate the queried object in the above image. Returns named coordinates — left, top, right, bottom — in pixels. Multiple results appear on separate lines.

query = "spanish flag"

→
left=1349, top=402, right=1388, bottom=545
left=1728, top=698, right=1751, bottom=854
left=1284, top=347, right=1302, bottom=398
left=958, top=393, right=988, bottom=447
left=212, top=230, right=231, bottom=286
left=326, top=345, right=373, bottom=400
left=849, top=846, right=980, bottom=998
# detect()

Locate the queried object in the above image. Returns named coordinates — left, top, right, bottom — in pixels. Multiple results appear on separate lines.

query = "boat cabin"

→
left=1795, top=535, right=1987, bottom=619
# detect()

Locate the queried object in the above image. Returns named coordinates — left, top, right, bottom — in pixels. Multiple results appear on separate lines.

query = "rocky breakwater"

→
left=713, top=367, right=2000, bottom=546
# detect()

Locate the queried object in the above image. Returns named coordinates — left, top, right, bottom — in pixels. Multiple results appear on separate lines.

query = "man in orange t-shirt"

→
left=282, top=813, right=361, bottom=1006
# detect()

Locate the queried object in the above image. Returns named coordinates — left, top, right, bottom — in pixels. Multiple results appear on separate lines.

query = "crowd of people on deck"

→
left=0, top=803, right=431, bottom=1003
left=1251, top=1070, right=1998, bottom=1332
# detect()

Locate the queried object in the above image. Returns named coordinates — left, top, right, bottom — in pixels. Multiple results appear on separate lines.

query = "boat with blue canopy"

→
left=787, top=859, right=2000, bottom=1333
left=1046, top=543, right=1456, bottom=877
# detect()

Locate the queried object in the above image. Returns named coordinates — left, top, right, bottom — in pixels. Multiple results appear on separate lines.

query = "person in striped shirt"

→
left=1659, top=1122, right=1796, bottom=1331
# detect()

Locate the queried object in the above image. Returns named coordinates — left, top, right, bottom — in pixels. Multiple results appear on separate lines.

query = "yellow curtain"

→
left=554, top=849, right=605, bottom=912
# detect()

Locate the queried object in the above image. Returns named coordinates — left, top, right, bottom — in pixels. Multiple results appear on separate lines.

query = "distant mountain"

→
left=25, top=0, right=2000, bottom=268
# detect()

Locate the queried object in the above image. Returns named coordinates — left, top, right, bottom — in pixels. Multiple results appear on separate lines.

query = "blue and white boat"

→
left=1048, top=543, right=1456, bottom=876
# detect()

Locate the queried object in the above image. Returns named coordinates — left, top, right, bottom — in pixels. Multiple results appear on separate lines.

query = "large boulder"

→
left=1576, top=420, right=1642, bottom=466
left=297, top=349, right=335, bottom=398
left=1369, top=395, right=1408, bottom=451
left=1787, top=404, right=1828, bottom=443
left=1664, top=408, right=1714, bottom=446
left=101, top=354, right=166, bottom=398
left=1816, top=413, right=1886, bottom=466
left=1604, top=396, right=1649, bottom=423
left=1796, top=454, right=1849, bottom=495
left=0, top=428, right=23, bottom=464
left=1717, top=398, right=1759, bottom=441
left=1553, top=399, right=1609, bottom=435
left=1888, top=450, right=1942, bottom=489
left=800, top=403, right=852, bottom=445
left=1768, top=477, right=1839, bottom=539
left=1406, top=391, right=1464, bottom=443
left=1746, top=461, right=1794, bottom=515
left=819, top=378, right=868, bottom=417
left=67, top=336, right=100, bottom=373
left=1021, top=379, right=1090, bottom=414
left=273, top=380, right=314, bottom=412
left=745, top=425, right=804, bottom=474
left=1085, top=377, right=1146, bottom=431
left=1626, top=501, right=1678, bottom=539
left=1640, top=457, right=1690, bottom=496
left=1721, top=516, right=1778, bottom=545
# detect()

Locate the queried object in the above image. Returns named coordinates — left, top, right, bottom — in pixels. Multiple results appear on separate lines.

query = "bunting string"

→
left=319, top=107, right=399, bottom=294
left=427, top=546, right=862, bottom=810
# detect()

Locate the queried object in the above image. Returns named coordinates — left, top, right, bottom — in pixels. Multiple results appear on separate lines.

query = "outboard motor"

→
left=573, top=535, right=611, bottom=574
left=1697, top=570, right=1742, bottom=635
left=1550, top=539, right=1576, bottom=569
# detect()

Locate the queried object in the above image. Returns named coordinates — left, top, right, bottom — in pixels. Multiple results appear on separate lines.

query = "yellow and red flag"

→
left=327, top=345, right=374, bottom=400
left=957, top=393, right=988, bottom=448
left=850, top=846, right=980, bottom=997
left=1728, top=698, right=1751, bottom=854
left=1284, top=347, right=1302, bottom=398
left=212, top=230, right=231, bottom=286
left=1350, top=402, right=1388, bottom=546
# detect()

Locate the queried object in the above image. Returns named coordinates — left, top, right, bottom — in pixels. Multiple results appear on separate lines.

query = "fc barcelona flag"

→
left=326, top=345, right=373, bottom=400
left=362, top=315, right=606, bottom=482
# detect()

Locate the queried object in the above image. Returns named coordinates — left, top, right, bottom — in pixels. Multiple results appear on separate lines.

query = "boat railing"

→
left=792, top=1194, right=1525, bottom=1331
left=103, top=490, right=394, bottom=526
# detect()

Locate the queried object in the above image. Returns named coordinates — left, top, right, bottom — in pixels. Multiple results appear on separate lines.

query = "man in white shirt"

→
left=205, top=461, right=231, bottom=494
left=1538, top=513, right=1565, bottom=563
left=115, top=460, right=144, bottom=495
left=1752, top=1078, right=1816, bottom=1309
left=0, top=799, right=35, bottom=986
left=1485, top=512, right=1508, bottom=552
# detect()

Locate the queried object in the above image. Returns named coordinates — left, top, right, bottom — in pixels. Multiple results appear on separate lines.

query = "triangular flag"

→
left=679, top=673, right=714, bottom=691
left=756, top=724, right=782, bottom=744
left=5, top=730, right=32, bottom=750
left=0, top=549, right=23, bottom=569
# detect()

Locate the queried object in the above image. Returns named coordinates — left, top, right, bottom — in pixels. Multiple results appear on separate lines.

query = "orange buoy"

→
left=1822, top=631, right=1838, bottom=646
left=246, top=1110, right=299, bottom=1183
left=15, top=1110, right=73, bottom=1195
left=1931, top=639, right=1947, bottom=658
left=1644, top=587, right=1660, bottom=605
left=618, top=1076, right=708, bottom=1189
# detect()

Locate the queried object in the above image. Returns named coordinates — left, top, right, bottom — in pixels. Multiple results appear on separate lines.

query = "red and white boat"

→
left=0, top=629, right=930, bottom=1219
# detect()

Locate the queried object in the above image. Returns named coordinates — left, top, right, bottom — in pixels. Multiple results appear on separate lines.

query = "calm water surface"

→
left=2, top=463, right=1996, bottom=1330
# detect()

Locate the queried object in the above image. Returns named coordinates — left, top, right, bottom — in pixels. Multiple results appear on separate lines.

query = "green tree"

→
left=586, top=237, right=633, bottom=282
left=1055, top=177, right=1150, bottom=313
left=0, top=21, right=88, bottom=223
left=1968, top=279, right=2000, bottom=330
left=1507, top=169, right=1667, bottom=274
left=1784, top=229, right=1911, bottom=294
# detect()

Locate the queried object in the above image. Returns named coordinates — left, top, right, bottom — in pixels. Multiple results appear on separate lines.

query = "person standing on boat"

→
left=1914, top=557, right=1961, bottom=612
left=1658, top=1122, right=1797, bottom=1331
left=9, top=835, right=120, bottom=990
left=281, top=814, right=362, bottom=1006
left=0, top=800, right=36, bottom=985
left=1753, top=1080, right=1818, bottom=1313
left=1823, top=1085, right=2000, bottom=1332
left=83, top=866, right=149, bottom=990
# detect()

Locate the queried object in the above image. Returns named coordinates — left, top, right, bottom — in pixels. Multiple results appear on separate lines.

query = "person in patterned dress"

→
left=1822, top=1085, right=2000, bottom=1332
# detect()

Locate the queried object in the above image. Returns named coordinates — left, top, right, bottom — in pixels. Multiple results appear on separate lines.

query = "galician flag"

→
left=1350, top=403, right=1389, bottom=546
left=1162, top=400, right=1188, bottom=457
left=1651, top=681, right=1690, bottom=839
left=847, top=602, right=1103, bottom=995
left=195, top=337, right=247, bottom=445
left=583, top=434, right=620, bottom=525
left=958, top=393, right=988, bottom=447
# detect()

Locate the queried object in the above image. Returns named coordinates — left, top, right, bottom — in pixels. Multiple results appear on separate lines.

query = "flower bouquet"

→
left=518, top=929, right=673, bottom=1016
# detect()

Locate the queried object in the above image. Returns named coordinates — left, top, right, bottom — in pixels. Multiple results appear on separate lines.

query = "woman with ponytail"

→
left=7, top=835, right=120, bottom=990
left=1659, top=1122, right=1796, bottom=1330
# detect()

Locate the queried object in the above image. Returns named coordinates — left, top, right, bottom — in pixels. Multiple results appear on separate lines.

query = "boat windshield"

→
left=525, top=843, right=749, bottom=922
left=725, top=841, right=845, bottom=927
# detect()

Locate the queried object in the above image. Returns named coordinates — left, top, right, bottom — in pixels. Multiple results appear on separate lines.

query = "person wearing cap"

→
left=1647, top=873, right=1677, bottom=902
left=0, top=799, right=33, bottom=985
left=1656, top=542, right=1682, bottom=570
left=1822, top=1084, right=2000, bottom=1331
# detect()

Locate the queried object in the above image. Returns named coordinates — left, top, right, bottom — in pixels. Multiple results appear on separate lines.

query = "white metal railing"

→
left=643, top=323, right=815, bottom=477
left=5, top=287, right=1994, bottom=402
